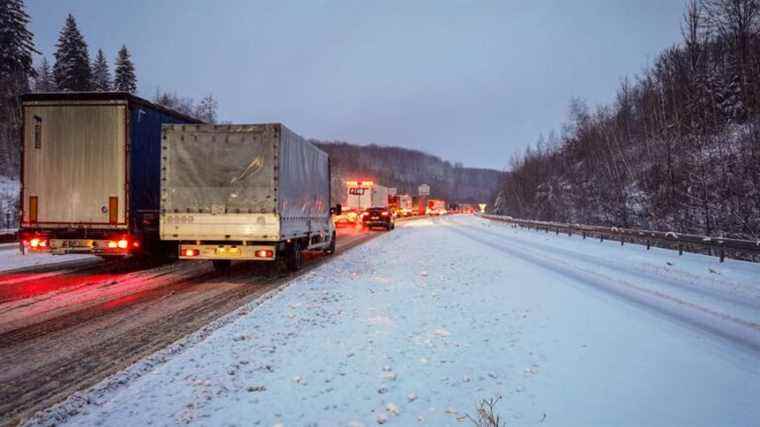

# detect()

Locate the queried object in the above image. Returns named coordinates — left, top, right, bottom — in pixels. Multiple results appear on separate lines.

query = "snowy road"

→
left=0, top=228, right=379, bottom=425
left=30, top=215, right=760, bottom=426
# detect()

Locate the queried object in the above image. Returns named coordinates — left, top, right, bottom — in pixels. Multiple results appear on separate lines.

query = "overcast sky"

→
left=27, top=0, right=685, bottom=170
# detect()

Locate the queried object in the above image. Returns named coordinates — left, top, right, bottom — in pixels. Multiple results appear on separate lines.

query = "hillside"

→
left=311, top=140, right=503, bottom=205
left=495, top=1, right=760, bottom=239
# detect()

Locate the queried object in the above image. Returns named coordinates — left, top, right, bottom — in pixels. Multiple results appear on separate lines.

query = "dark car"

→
left=361, top=207, right=395, bottom=231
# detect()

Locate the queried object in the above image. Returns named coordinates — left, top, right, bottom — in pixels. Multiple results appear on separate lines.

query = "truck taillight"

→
left=107, top=241, right=118, bottom=248
left=117, top=239, right=128, bottom=249
left=30, top=238, right=48, bottom=248
left=381, top=211, right=389, bottom=216
left=255, top=249, right=274, bottom=258
left=184, top=249, right=199, bottom=257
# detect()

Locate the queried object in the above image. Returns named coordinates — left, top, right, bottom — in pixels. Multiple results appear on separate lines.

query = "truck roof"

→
left=20, top=91, right=203, bottom=124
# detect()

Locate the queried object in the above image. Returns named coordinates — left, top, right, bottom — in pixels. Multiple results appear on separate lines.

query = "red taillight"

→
left=117, top=239, right=128, bottom=249
left=29, top=238, right=49, bottom=250
left=184, top=249, right=199, bottom=257
left=255, top=249, right=274, bottom=258
left=381, top=211, right=389, bottom=216
left=133, top=241, right=140, bottom=248
left=107, top=241, right=118, bottom=248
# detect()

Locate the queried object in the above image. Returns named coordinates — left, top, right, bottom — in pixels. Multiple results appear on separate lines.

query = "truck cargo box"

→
left=160, top=123, right=331, bottom=245
left=19, top=92, right=200, bottom=255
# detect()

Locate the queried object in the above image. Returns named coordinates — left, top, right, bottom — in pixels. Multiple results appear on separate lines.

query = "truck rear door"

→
left=21, top=101, right=128, bottom=229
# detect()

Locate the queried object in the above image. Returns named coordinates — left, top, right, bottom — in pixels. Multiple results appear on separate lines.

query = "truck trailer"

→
left=159, top=123, right=336, bottom=271
left=334, top=180, right=389, bottom=226
left=19, top=92, right=200, bottom=256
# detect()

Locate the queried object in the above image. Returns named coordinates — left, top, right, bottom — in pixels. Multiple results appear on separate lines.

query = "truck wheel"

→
left=324, top=232, right=336, bottom=255
left=212, top=260, right=231, bottom=271
left=286, top=241, right=303, bottom=271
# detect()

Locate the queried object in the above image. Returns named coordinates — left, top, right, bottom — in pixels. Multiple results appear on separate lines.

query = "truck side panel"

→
left=128, top=104, right=193, bottom=239
left=21, top=102, right=127, bottom=228
left=277, top=125, right=331, bottom=239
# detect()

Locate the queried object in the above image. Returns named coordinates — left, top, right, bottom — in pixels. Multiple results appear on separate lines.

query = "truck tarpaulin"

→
left=161, top=123, right=330, bottom=241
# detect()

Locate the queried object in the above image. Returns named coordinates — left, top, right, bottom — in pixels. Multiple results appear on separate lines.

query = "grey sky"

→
left=27, top=0, right=685, bottom=170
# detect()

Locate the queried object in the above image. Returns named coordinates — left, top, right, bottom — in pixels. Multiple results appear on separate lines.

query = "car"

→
left=361, top=207, right=395, bottom=231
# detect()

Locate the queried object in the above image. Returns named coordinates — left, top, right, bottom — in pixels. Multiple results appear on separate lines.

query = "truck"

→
left=426, top=199, right=447, bottom=216
left=397, top=194, right=413, bottom=216
left=18, top=92, right=200, bottom=257
left=159, top=123, right=337, bottom=271
left=334, top=181, right=388, bottom=226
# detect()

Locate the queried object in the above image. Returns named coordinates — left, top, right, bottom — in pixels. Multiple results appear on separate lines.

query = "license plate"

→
left=68, top=240, right=93, bottom=248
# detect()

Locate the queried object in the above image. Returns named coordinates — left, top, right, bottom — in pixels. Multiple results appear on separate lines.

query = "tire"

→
left=286, top=241, right=304, bottom=272
left=212, top=259, right=231, bottom=271
left=324, top=232, right=336, bottom=255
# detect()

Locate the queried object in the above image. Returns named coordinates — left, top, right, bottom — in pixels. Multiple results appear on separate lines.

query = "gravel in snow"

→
left=26, top=216, right=760, bottom=426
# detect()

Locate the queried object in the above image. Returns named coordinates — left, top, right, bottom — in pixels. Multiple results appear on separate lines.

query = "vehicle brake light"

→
left=107, top=241, right=118, bottom=248
left=117, top=239, right=129, bottom=249
left=184, top=249, right=199, bottom=257
left=255, top=250, right=274, bottom=258
left=381, top=211, right=389, bottom=216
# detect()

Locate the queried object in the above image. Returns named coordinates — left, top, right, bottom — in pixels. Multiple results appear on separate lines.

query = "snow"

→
left=0, top=247, right=97, bottom=273
left=0, top=175, right=20, bottom=232
left=27, top=215, right=760, bottom=426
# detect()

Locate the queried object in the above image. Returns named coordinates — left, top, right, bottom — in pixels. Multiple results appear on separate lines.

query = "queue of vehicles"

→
left=16, top=91, right=454, bottom=271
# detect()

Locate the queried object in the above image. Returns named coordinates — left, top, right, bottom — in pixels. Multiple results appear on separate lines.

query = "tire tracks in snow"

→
left=0, top=229, right=380, bottom=427
left=443, top=218, right=760, bottom=354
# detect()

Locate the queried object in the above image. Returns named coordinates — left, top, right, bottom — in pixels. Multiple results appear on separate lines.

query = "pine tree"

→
left=53, top=14, right=92, bottom=91
left=0, top=0, right=38, bottom=180
left=0, top=0, right=39, bottom=80
left=113, top=45, right=137, bottom=93
left=33, top=57, right=55, bottom=92
left=91, top=48, right=111, bottom=91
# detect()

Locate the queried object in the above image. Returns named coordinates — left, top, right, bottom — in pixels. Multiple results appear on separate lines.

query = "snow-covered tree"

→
left=91, top=48, right=111, bottom=91
left=0, top=0, right=38, bottom=179
left=53, top=14, right=91, bottom=91
left=113, top=45, right=137, bottom=93
left=0, top=0, right=38, bottom=80
left=33, top=57, right=55, bottom=92
left=194, top=94, right=218, bottom=123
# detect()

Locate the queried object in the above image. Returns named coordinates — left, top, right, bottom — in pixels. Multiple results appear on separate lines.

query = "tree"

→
left=0, top=0, right=38, bottom=80
left=91, top=48, right=111, bottom=91
left=53, top=14, right=92, bottom=91
left=194, top=94, right=218, bottom=123
left=0, top=0, right=38, bottom=179
left=33, top=57, right=55, bottom=92
left=113, top=45, right=137, bottom=93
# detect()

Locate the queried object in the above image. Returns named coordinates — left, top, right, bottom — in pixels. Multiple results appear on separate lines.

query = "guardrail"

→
left=479, top=214, right=760, bottom=263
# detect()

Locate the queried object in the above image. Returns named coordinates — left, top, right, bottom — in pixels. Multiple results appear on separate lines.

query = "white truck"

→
left=160, top=123, right=338, bottom=271
left=335, top=181, right=389, bottom=226
left=398, top=194, right=413, bottom=216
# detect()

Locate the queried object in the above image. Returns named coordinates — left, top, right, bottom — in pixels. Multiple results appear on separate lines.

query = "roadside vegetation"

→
left=496, top=0, right=760, bottom=240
